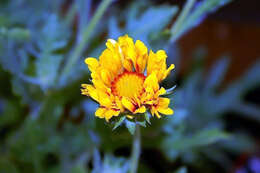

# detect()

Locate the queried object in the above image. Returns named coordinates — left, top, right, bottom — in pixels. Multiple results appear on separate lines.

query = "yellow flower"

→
left=81, top=35, right=175, bottom=122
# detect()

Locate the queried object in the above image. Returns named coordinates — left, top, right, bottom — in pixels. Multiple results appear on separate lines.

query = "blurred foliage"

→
left=1, top=0, right=260, bottom=173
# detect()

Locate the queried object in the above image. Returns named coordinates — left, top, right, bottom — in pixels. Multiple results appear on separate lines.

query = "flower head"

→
left=81, top=35, right=175, bottom=122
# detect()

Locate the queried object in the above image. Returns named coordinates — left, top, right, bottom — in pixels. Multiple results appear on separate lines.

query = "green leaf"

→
left=36, top=54, right=62, bottom=90
left=194, top=128, right=230, bottom=146
left=110, top=4, right=178, bottom=43
left=170, top=0, right=196, bottom=42
left=38, top=14, right=69, bottom=52
left=130, top=5, right=179, bottom=39
left=163, top=128, right=230, bottom=157
left=125, top=120, right=136, bottom=135
left=113, top=116, right=126, bottom=130
left=205, top=57, right=230, bottom=90
left=170, top=0, right=233, bottom=42
left=174, top=129, right=230, bottom=150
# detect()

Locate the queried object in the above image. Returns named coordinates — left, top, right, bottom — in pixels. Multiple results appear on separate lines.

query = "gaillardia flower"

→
left=81, top=35, right=174, bottom=122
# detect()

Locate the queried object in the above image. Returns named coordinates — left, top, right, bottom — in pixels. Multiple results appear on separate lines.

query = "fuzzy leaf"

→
left=36, top=54, right=62, bottom=90
left=174, top=129, right=230, bottom=150
left=129, top=5, right=178, bottom=40
left=205, top=57, right=230, bottom=90
left=109, top=4, right=178, bottom=43
left=170, top=0, right=233, bottom=42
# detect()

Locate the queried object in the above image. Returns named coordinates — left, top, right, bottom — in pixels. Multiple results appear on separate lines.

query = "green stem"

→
left=170, top=0, right=196, bottom=42
left=60, top=0, right=112, bottom=81
left=130, top=125, right=141, bottom=173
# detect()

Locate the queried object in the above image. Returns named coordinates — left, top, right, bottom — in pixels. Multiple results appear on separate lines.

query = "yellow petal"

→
left=154, top=110, right=161, bottom=118
left=158, top=97, right=170, bottom=108
left=133, top=94, right=141, bottom=107
left=84, top=84, right=99, bottom=102
left=146, top=49, right=174, bottom=82
left=122, top=97, right=135, bottom=112
left=118, top=35, right=135, bottom=72
left=95, top=108, right=106, bottom=118
left=135, top=40, right=147, bottom=55
left=150, top=107, right=156, bottom=117
left=104, top=109, right=120, bottom=122
left=134, top=106, right=146, bottom=114
left=156, top=50, right=167, bottom=62
left=135, top=40, right=148, bottom=73
left=92, top=78, right=109, bottom=91
left=156, top=98, right=174, bottom=115
left=106, top=39, right=117, bottom=50
left=85, top=57, right=99, bottom=72
left=146, top=50, right=156, bottom=76
left=158, top=87, right=166, bottom=95
left=115, top=96, right=124, bottom=112
left=98, top=92, right=112, bottom=107
left=144, top=100, right=154, bottom=105
left=158, top=108, right=174, bottom=115
left=127, top=115, right=134, bottom=119
left=105, top=39, right=124, bottom=75
left=163, top=64, right=175, bottom=80
left=99, top=49, right=122, bottom=76
left=144, top=73, right=159, bottom=92
left=100, top=69, right=111, bottom=86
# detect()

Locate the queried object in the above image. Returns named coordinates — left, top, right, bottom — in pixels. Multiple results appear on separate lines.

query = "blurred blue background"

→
left=0, top=0, right=260, bottom=172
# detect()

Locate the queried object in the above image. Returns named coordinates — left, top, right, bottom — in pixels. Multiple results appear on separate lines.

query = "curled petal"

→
left=163, top=64, right=175, bottom=80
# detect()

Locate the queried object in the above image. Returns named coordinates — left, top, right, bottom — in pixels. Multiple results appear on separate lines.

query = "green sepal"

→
left=163, top=85, right=177, bottom=96
left=125, top=120, right=136, bottom=135
left=112, top=116, right=126, bottom=130
left=137, top=121, right=146, bottom=127
left=144, top=112, right=151, bottom=124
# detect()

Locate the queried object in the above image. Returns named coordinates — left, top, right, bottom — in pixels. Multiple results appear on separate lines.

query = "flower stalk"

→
left=130, top=124, right=141, bottom=173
